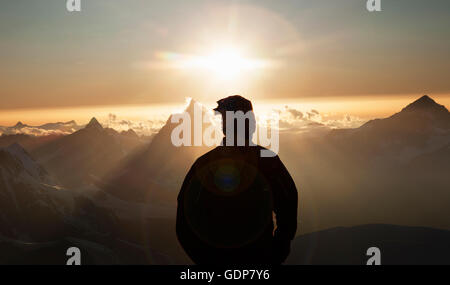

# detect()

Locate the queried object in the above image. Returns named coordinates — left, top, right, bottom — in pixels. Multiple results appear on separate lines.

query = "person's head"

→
left=214, top=95, right=256, bottom=146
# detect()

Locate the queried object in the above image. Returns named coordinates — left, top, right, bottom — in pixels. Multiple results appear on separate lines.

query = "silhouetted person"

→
left=176, top=95, right=298, bottom=265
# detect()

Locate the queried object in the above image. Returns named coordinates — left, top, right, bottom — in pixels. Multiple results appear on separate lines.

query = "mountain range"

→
left=0, top=95, right=449, bottom=264
left=30, top=118, right=146, bottom=189
left=103, top=100, right=212, bottom=204
left=0, top=120, right=81, bottom=136
left=279, top=95, right=450, bottom=234
left=0, top=143, right=72, bottom=241
left=0, top=143, right=172, bottom=264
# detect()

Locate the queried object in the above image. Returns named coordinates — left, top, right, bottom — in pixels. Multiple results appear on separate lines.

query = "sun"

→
left=179, top=46, right=269, bottom=80
left=199, top=48, right=252, bottom=79
left=153, top=46, right=271, bottom=81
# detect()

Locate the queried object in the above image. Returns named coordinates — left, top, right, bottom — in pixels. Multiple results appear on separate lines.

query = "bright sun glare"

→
left=161, top=46, right=270, bottom=80
left=194, top=48, right=265, bottom=79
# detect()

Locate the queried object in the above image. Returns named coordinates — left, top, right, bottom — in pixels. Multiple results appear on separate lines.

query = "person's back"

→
left=176, top=95, right=298, bottom=265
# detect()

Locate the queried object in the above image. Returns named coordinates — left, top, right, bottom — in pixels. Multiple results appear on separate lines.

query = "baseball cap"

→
left=213, top=95, right=253, bottom=114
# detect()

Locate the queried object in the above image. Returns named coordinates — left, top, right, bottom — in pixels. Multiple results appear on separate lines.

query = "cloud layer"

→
left=274, top=105, right=365, bottom=135
left=0, top=105, right=366, bottom=138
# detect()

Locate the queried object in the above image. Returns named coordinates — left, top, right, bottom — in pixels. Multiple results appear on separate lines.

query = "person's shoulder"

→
left=254, top=145, right=286, bottom=174
left=193, top=145, right=282, bottom=165
left=191, top=146, right=223, bottom=167
left=256, top=145, right=281, bottom=160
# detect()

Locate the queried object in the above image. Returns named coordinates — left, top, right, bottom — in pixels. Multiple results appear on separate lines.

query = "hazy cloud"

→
left=0, top=127, right=72, bottom=136
left=104, top=114, right=164, bottom=136
left=273, top=105, right=366, bottom=134
left=285, top=106, right=304, bottom=119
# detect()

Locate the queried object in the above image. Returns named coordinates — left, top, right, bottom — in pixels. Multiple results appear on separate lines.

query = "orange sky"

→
left=1, top=0, right=450, bottom=134
left=1, top=1, right=450, bottom=113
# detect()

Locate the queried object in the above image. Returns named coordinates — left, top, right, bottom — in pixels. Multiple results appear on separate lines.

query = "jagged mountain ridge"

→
left=104, top=99, right=214, bottom=203
left=32, top=118, right=145, bottom=189
left=0, top=120, right=82, bottom=135
left=278, top=95, right=450, bottom=234
left=360, top=95, right=450, bottom=132
left=0, top=144, right=74, bottom=241
left=326, top=95, right=450, bottom=164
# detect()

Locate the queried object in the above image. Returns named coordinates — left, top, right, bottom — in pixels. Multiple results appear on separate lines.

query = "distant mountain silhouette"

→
left=286, top=224, right=450, bottom=265
left=359, top=95, right=450, bottom=134
left=401, top=95, right=450, bottom=115
left=37, top=120, right=80, bottom=132
left=278, top=95, right=450, bottom=234
left=1, top=95, right=449, bottom=264
left=32, top=118, right=145, bottom=188
left=85, top=117, right=103, bottom=130
left=1, top=120, right=82, bottom=134
left=104, top=99, right=212, bottom=204
left=13, top=121, right=27, bottom=129
left=326, top=95, right=450, bottom=164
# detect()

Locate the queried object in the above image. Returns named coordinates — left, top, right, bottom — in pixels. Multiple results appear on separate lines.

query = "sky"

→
left=1, top=0, right=450, bottom=125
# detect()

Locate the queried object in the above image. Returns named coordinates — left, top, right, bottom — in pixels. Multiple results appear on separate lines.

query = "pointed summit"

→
left=85, top=117, right=103, bottom=130
left=163, top=98, right=209, bottom=127
left=185, top=98, right=211, bottom=117
left=13, top=121, right=26, bottom=128
left=185, top=98, right=198, bottom=114
left=401, top=95, right=449, bottom=114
